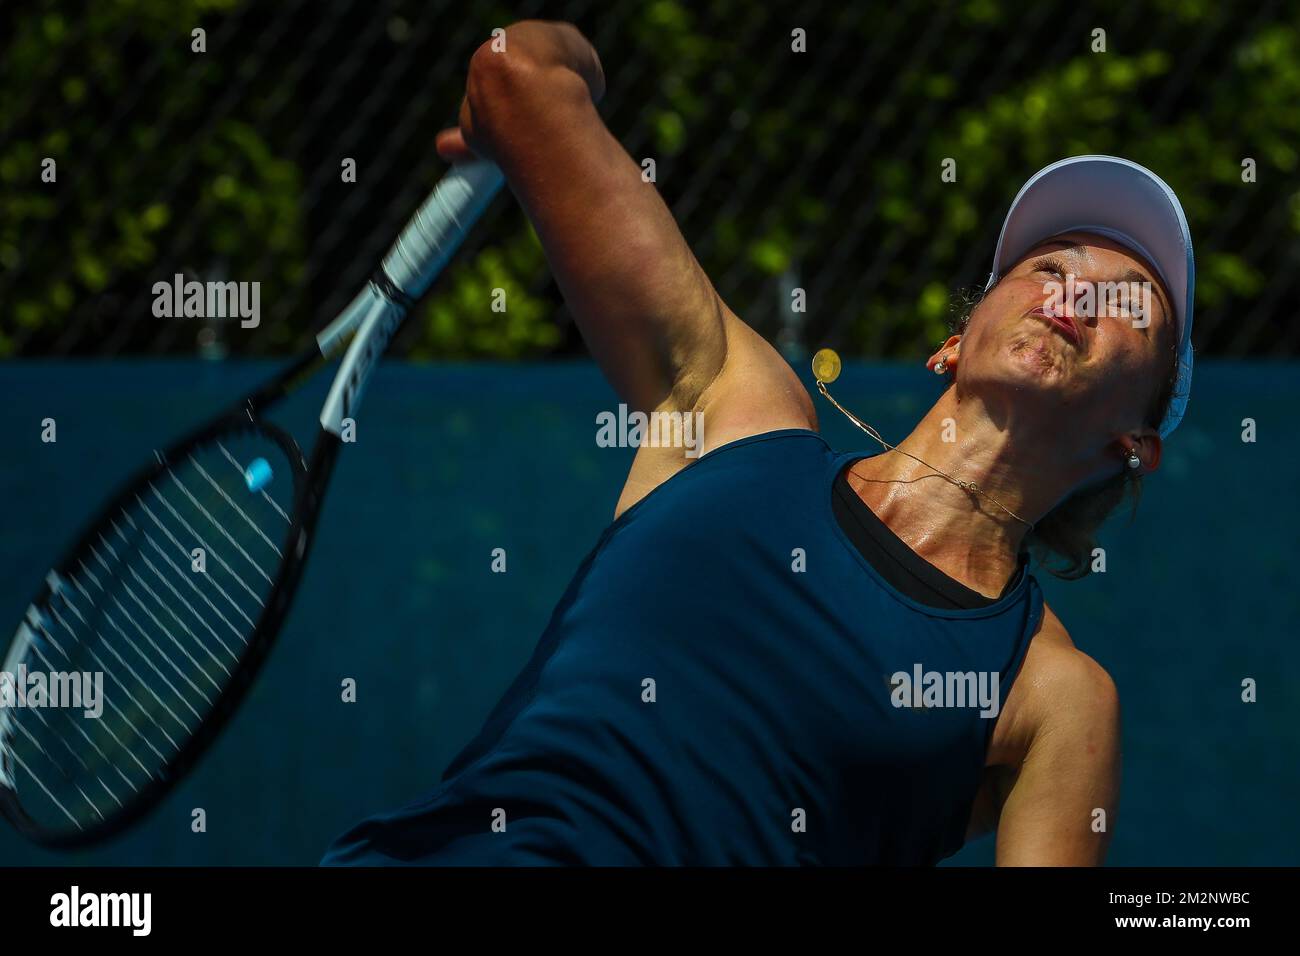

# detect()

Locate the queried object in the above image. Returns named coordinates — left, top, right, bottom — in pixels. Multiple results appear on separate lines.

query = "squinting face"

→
left=952, top=231, right=1176, bottom=452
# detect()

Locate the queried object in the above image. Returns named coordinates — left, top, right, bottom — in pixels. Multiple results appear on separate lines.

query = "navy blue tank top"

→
left=322, top=429, right=1043, bottom=865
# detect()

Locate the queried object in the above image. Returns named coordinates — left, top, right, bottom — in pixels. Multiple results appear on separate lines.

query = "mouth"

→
left=1027, top=307, right=1082, bottom=348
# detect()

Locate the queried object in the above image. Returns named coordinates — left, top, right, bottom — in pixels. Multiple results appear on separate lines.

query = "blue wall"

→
left=0, top=360, right=1296, bottom=865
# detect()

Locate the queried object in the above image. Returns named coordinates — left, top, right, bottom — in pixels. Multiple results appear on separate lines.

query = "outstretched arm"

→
left=438, top=21, right=815, bottom=514
left=439, top=20, right=726, bottom=414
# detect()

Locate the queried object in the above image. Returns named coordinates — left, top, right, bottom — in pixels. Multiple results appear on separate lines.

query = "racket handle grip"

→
left=380, top=159, right=505, bottom=302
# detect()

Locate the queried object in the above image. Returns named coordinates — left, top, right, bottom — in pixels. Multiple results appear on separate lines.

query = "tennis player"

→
left=323, top=20, right=1194, bottom=866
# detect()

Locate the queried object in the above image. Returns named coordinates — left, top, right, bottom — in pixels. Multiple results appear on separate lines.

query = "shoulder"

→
left=989, top=602, right=1120, bottom=766
left=1029, top=604, right=1120, bottom=717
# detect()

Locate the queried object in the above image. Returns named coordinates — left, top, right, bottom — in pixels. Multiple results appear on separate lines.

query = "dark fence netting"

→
left=2, top=0, right=1297, bottom=361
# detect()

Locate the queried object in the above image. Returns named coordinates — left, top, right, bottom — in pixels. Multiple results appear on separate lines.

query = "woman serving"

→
left=324, top=19, right=1194, bottom=866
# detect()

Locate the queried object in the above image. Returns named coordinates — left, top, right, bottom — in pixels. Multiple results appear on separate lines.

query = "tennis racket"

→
left=0, top=158, right=505, bottom=848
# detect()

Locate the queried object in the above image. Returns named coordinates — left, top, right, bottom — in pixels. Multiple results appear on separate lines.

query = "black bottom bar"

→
left=0, top=866, right=1282, bottom=940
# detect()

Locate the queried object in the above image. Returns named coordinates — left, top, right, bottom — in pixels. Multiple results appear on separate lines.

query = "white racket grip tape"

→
left=315, top=160, right=504, bottom=357
left=317, top=161, right=505, bottom=432
left=380, top=159, right=505, bottom=300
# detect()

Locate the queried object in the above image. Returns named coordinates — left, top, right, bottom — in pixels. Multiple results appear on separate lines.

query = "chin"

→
left=960, top=345, right=1071, bottom=414
left=1003, top=336, right=1069, bottom=384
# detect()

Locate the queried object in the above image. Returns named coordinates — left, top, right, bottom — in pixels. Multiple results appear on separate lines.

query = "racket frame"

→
left=0, top=364, right=324, bottom=848
left=0, top=159, right=504, bottom=848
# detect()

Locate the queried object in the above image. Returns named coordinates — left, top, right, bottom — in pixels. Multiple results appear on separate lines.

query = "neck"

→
left=845, top=387, right=1076, bottom=598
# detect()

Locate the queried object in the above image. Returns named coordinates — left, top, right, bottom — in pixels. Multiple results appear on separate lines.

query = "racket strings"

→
left=1, top=431, right=297, bottom=834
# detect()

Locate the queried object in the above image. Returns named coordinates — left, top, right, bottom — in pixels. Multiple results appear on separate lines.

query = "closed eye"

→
left=1031, top=256, right=1067, bottom=279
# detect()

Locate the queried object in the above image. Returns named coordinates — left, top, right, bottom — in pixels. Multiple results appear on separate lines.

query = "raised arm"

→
left=440, top=20, right=728, bottom=413
left=437, top=21, right=815, bottom=512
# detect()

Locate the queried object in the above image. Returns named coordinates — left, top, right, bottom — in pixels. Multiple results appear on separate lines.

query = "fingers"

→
left=435, top=126, right=477, bottom=163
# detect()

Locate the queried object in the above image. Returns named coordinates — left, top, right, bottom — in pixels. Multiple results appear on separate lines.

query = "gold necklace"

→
left=812, top=349, right=1035, bottom=531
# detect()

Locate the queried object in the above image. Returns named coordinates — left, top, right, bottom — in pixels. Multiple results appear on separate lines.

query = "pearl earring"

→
left=1126, top=450, right=1141, bottom=469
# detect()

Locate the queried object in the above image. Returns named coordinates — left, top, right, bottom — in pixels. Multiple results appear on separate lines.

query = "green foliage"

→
left=0, top=0, right=301, bottom=356
left=410, top=225, right=559, bottom=359
left=589, top=0, right=1297, bottom=359
left=1, top=0, right=1295, bottom=359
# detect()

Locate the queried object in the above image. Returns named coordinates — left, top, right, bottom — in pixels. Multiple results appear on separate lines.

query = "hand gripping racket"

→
left=0, top=159, right=505, bottom=847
